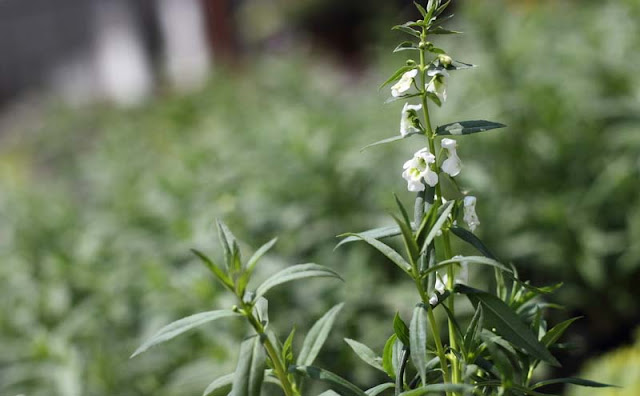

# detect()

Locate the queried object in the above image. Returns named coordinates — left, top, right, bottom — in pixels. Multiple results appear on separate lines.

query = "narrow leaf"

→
left=450, top=227, right=498, bottom=260
left=297, top=303, right=345, bottom=366
left=436, top=120, right=506, bottom=136
left=345, top=233, right=412, bottom=274
left=392, top=214, right=419, bottom=265
left=438, top=173, right=464, bottom=201
left=230, top=336, right=266, bottom=396
left=255, top=264, right=342, bottom=299
left=131, top=310, right=240, bottom=358
left=409, top=306, right=429, bottom=384
left=382, top=334, right=398, bottom=379
left=427, top=26, right=462, bottom=35
left=345, top=338, right=385, bottom=373
left=394, top=41, right=419, bottom=52
left=360, top=131, right=422, bottom=152
left=366, top=383, right=395, bottom=396
left=317, top=391, right=342, bottom=396
left=393, top=312, right=411, bottom=346
left=203, top=373, right=234, bottom=396
left=392, top=25, right=421, bottom=38
left=414, top=1, right=428, bottom=18
left=379, top=65, right=414, bottom=89
left=291, top=366, right=368, bottom=396
left=420, top=201, right=454, bottom=253
left=282, top=327, right=296, bottom=366
left=455, top=285, right=560, bottom=367
left=247, top=237, right=278, bottom=273
left=532, top=377, right=617, bottom=390
left=541, top=317, right=581, bottom=347
left=430, top=256, right=511, bottom=276
left=191, top=249, right=233, bottom=289
left=336, top=225, right=402, bottom=249
left=463, top=304, right=483, bottom=356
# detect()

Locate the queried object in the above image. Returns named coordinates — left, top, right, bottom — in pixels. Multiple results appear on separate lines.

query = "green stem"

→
left=443, top=232, right=461, bottom=390
left=243, top=304, right=299, bottom=396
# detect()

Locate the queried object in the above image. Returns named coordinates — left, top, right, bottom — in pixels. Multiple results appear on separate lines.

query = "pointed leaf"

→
left=394, top=41, right=419, bottom=52
left=436, top=120, right=506, bottom=136
left=131, top=310, right=240, bottom=358
left=532, top=377, right=617, bottom=390
left=317, top=391, right=342, bottom=396
left=450, top=227, right=498, bottom=260
left=427, top=26, right=461, bottom=35
left=410, top=306, right=429, bottom=384
left=455, top=284, right=560, bottom=367
left=382, top=334, right=398, bottom=379
left=366, top=383, right=395, bottom=396
left=203, top=373, right=234, bottom=396
left=230, top=336, right=266, bottom=396
left=345, top=338, right=385, bottom=373
left=379, top=65, right=415, bottom=89
left=297, top=303, right=344, bottom=366
left=247, top=237, right=278, bottom=273
left=414, top=1, right=428, bottom=18
left=282, top=327, right=296, bottom=366
left=291, top=366, right=368, bottom=396
left=336, top=225, right=403, bottom=249
left=399, top=384, right=473, bottom=395
left=191, top=249, right=233, bottom=289
left=428, top=256, right=511, bottom=277
left=438, top=173, right=464, bottom=201
left=393, top=312, right=411, bottom=346
left=360, top=131, right=422, bottom=152
left=392, top=25, right=421, bottom=38
left=463, top=304, right=483, bottom=356
left=255, top=264, right=342, bottom=299
left=392, top=214, right=419, bottom=265
left=541, top=317, right=581, bottom=347
left=345, top=233, right=412, bottom=274
left=385, top=93, right=422, bottom=104
left=421, top=201, right=454, bottom=253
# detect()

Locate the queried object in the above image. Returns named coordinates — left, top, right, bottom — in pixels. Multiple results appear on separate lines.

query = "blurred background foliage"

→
left=0, top=0, right=639, bottom=395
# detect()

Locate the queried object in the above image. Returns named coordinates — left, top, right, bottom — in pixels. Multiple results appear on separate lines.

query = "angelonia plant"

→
left=131, top=1, right=616, bottom=395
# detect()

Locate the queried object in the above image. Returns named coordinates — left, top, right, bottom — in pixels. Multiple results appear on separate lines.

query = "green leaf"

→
left=434, top=0, right=452, bottom=17
left=282, top=327, right=296, bottom=366
left=360, top=131, right=423, bottom=152
left=463, top=304, right=483, bottom=357
left=230, top=336, right=265, bottom=396
left=344, top=338, right=385, bottom=373
left=420, top=201, right=453, bottom=253
left=366, top=383, right=395, bottom=396
left=455, top=284, right=560, bottom=367
left=247, top=237, right=278, bottom=274
left=399, top=384, right=474, bottom=395
left=393, top=312, right=411, bottom=346
left=391, top=214, right=419, bottom=265
left=541, top=317, right=581, bottom=347
left=345, top=233, right=412, bottom=275
left=382, top=334, right=398, bottom=379
left=291, top=366, right=368, bottom=396
left=426, top=92, right=442, bottom=107
left=450, top=227, right=498, bottom=260
left=131, top=310, right=240, bottom=358
left=394, top=41, right=419, bottom=52
left=409, top=306, right=429, bottom=384
left=336, top=225, right=402, bottom=249
left=392, top=25, right=421, bottom=38
left=191, top=248, right=233, bottom=290
left=385, top=92, right=422, bottom=104
left=297, top=303, right=344, bottom=366
left=379, top=65, right=415, bottom=89
left=436, top=120, right=506, bottom=136
left=531, top=377, right=617, bottom=390
left=203, top=373, right=234, bottom=396
left=414, top=1, right=428, bottom=18
left=429, top=256, right=511, bottom=277
left=427, top=26, right=461, bottom=35
left=255, top=263, right=342, bottom=299
left=317, top=391, right=342, bottom=396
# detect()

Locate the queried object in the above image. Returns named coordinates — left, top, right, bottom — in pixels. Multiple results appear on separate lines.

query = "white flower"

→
left=402, top=148, right=439, bottom=192
left=440, top=138, right=462, bottom=177
left=463, top=196, right=480, bottom=232
left=400, top=103, right=422, bottom=136
left=452, top=255, right=468, bottom=285
left=425, top=69, right=449, bottom=103
left=429, top=272, right=448, bottom=305
left=391, top=69, right=418, bottom=97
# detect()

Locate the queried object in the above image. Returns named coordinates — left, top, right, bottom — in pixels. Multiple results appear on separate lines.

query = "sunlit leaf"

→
left=203, top=373, right=234, bottom=396
left=436, top=120, right=506, bottom=136
left=291, top=366, right=368, bottom=396
left=255, top=263, right=342, bottom=299
left=531, top=377, right=617, bottom=390
left=297, top=303, right=344, bottom=366
left=393, top=312, right=411, bottom=346
left=344, top=338, right=385, bottom=373
left=230, top=336, right=265, bottom=396
left=410, top=305, right=429, bottom=384
left=336, top=225, right=402, bottom=249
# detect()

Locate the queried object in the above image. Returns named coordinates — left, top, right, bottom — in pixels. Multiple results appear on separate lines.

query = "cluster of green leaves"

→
left=131, top=221, right=344, bottom=396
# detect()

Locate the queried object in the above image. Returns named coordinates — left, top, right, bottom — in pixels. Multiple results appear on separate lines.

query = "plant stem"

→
left=243, top=304, right=299, bottom=396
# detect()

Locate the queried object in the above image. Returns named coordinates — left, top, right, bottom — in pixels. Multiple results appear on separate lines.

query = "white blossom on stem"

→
left=400, top=103, right=422, bottom=136
left=441, top=138, right=462, bottom=177
left=429, top=272, right=448, bottom=305
left=391, top=69, right=418, bottom=97
left=402, top=148, right=439, bottom=192
left=463, top=196, right=480, bottom=232
left=425, top=69, right=449, bottom=103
